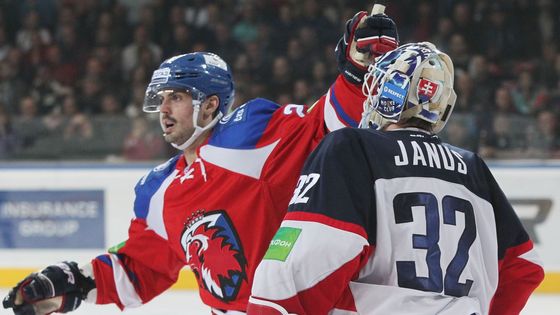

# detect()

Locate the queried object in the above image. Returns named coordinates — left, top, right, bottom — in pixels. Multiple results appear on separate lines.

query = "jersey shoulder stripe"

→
left=200, top=140, right=280, bottom=179
left=133, top=155, right=181, bottom=220
left=329, top=83, right=358, bottom=127
left=210, top=98, right=281, bottom=149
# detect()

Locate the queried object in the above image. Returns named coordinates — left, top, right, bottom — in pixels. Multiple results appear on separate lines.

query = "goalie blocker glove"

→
left=3, top=261, right=95, bottom=315
left=336, top=11, right=399, bottom=84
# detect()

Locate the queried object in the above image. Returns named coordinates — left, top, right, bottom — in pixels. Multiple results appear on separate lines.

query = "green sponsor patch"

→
left=263, top=227, right=302, bottom=261
left=108, top=240, right=126, bottom=254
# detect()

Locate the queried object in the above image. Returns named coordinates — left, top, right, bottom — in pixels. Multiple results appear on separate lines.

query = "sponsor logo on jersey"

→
left=180, top=210, right=247, bottom=301
left=219, top=104, right=247, bottom=125
left=263, top=227, right=302, bottom=261
left=108, top=240, right=126, bottom=254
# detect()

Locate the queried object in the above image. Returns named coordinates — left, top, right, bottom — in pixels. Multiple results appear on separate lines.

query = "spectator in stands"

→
left=309, top=60, right=329, bottom=99
left=45, top=44, right=78, bottom=86
left=454, top=71, right=475, bottom=113
left=0, top=26, right=12, bottom=61
left=270, top=56, right=293, bottom=100
left=525, top=110, right=560, bottom=158
left=0, top=104, right=17, bottom=158
left=467, top=54, right=496, bottom=109
left=293, top=79, right=312, bottom=105
left=510, top=69, right=549, bottom=114
left=121, top=25, right=162, bottom=80
left=442, top=115, right=479, bottom=152
left=122, top=116, right=164, bottom=161
left=42, top=94, right=78, bottom=136
left=55, top=23, right=86, bottom=68
left=232, top=3, right=259, bottom=43
left=12, top=95, right=46, bottom=149
left=479, top=114, right=524, bottom=159
left=270, top=4, right=295, bottom=53
left=430, top=17, right=454, bottom=52
left=411, top=1, right=436, bottom=42
left=62, top=111, right=93, bottom=143
left=93, top=93, right=129, bottom=155
left=494, top=85, right=519, bottom=114
left=76, top=76, right=104, bottom=114
left=163, top=23, right=193, bottom=57
left=0, top=59, right=25, bottom=115
left=286, top=38, right=308, bottom=80
left=30, top=66, right=72, bottom=115
left=15, top=10, right=51, bottom=53
left=0, top=1, right=559, bottom=160
left=99, top=93, right=122, bottom=116
left=537, top=42, right=558, bottom=89
left=451, top=2, right=477, bottom=51
left=448, top=33, right=470, bottom=71
left=211, top=22, right=239, bottom=62
left=481, top=3, right=521, bottom=60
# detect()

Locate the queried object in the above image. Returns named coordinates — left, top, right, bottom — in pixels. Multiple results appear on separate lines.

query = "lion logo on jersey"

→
left=180, top=210, right=247, bottom=301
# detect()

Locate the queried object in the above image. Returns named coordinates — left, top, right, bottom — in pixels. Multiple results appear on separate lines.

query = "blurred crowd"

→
left=0, top=0, right=559, bottom=161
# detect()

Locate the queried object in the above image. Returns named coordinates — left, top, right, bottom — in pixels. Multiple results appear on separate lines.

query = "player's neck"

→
left=183, top=130, right=211, bottom=166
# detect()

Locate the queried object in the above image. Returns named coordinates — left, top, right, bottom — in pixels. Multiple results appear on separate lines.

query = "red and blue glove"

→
left=336, top=11, right=399, bottom=84
left=3, top=262, right=95, bottom=315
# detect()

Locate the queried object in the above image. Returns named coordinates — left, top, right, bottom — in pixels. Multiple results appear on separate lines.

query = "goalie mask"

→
left=359, top=42, right=456, bottom=133
left=143, top=52, right=235, bottom=150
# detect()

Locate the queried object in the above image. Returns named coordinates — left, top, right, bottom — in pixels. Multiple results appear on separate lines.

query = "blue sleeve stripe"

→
left=96, top=254, right=113, bottom=267
left=330, top=86, right=358, bottom=127
left=116, top=253, right=139, bottom=285
left=133, top=155, right=180, bottom=219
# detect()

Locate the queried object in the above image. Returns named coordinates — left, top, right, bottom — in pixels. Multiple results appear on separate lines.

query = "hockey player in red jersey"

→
left=3, top=9, right=399, bottom=315
left=247, top=42, right=544, bottom=315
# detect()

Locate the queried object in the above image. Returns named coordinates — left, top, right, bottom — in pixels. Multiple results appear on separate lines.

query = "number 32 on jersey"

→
left=394, top=192, right=476, bottom=297
left=289, top=173, right=320, bottom=205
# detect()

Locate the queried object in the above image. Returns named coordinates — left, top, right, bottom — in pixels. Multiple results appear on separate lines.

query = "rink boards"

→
left=0, top=162, right=559, bottom=292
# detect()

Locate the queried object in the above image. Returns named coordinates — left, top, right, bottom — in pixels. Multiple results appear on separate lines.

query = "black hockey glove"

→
left=336, top=11, right=399, bottom=84
left=3, top=261, right=95, bottom=315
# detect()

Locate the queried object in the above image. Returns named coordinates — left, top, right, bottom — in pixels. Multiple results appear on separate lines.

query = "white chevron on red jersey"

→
left=248, top=128, right=544, bottom=315
left=90, top=75, right=366, bottom=312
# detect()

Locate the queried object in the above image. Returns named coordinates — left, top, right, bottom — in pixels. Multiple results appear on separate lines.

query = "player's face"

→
left=158, top=90, right=196, bottom=145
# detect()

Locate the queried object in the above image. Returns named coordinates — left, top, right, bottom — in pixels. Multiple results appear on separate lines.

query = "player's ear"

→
left=201, top=95, right=220, bottom=121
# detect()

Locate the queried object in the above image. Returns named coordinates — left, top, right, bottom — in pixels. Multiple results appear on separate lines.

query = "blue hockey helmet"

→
left=360, top=42, right=456, bottom=133
left=143, top=52, right=235, bottom=116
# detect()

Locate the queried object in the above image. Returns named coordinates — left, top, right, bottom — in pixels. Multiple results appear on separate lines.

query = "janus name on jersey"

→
left=394, top=140, right=467, bottom=174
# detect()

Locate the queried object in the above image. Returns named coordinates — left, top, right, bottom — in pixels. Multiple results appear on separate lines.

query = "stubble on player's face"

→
left=159, top=91, right=195, bottom=145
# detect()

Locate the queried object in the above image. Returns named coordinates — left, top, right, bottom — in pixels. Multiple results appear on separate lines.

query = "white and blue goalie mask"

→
left=360, top=42, right=457, bottom=133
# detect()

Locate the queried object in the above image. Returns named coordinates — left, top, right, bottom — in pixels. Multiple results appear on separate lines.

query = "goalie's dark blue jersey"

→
left=249, top=127, right=544, bottom=315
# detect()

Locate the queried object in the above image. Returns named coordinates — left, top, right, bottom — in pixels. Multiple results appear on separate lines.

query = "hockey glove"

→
left=3, top=261, right=95, bottom=315
left=336, top=11, right=399, bottom=84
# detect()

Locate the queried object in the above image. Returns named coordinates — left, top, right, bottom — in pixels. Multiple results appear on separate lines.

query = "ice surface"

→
left=0, top=290, right=557, bottom=315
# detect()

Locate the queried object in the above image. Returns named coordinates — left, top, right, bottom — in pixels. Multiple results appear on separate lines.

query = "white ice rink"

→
left=0, top=290, right=558, bottom=315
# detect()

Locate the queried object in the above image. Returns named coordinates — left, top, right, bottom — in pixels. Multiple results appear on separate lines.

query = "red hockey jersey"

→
left=247, top=128, right=545, bottom=315
left=90, top=76, right=365, bottom=313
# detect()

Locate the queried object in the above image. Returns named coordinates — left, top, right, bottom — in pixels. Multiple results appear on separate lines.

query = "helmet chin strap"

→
left=171, top=104, right=222, bottom=151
